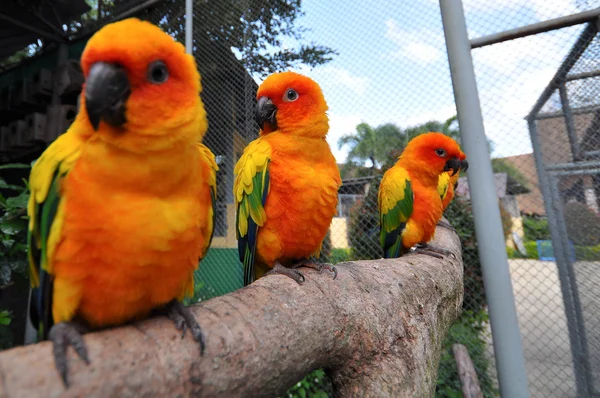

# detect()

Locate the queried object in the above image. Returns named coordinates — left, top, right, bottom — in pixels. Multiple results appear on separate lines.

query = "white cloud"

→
left=395, top=104, right=458, bottom=129
left=384, top=19, right=443, bottom=64
left=326, top=113, right=363, bottom=162
left=309, top=66, right=370, bottom=96
left=461, top=0, right=579, bottom=20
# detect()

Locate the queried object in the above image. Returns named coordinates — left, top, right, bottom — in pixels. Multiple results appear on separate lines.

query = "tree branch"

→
left=0, top=223, right=463, bottom=397
left=452, top=343, right=484, bottom=398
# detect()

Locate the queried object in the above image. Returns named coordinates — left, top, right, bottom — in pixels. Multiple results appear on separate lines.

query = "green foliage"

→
left=0, top=164, right=30, bottom=285
left=490, top=159, right=530, bottom=194
left=347, top=176, right=383, bottom=260
left=138, top=0, right=337, bottom=77
left=507, top=240, right=538, bottom=259
left=403, top=116, right=461, bottom=143
left=338, top=117, right=461, bottom=176
left=574, top=244, right=600, bottom=261
left=4, top=1, right=336, bottom=78
left=0, top=310, right=13, bottom=350
left=564, top=201, right=600, bottom=246
left=522, top=215, right=550, bottom=241
left=524, top=241, right=538, bottom=259
left=338, top=123, right=404, bottom=175
left=0, top=310, right=11, bottom=326
left=436, top=310, right=498, bottom=398
left=328, top=248, right=352, bottom=264
left=444, top=199, right=487, bottom=314
left=284, top=369, right=332, bottom=398
left=498, top=201, right=513, bottom=239
left=0, top=164, right=31, bottom=351
left=506, top=246, right=517, bottom=259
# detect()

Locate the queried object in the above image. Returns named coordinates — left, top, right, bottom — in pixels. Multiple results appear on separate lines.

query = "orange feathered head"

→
left=78, top=18, right=207, bottom=151
left=254, top=71, right=329, bottom=138
left=400, top=132, right=467, bottom=178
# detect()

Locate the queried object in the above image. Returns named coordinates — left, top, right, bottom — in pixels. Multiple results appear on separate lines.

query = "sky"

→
left=248, top=0, right=589, bottom=163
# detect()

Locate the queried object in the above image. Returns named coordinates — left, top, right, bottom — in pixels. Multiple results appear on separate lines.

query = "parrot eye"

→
left=435, top=148, right=446, bottom=157
left=284, top=88, right=299, bottom=102
left=147, top=61, right=169, bottom=84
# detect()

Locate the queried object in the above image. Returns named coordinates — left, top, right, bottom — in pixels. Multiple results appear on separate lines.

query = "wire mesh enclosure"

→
left=2, top=0, right=600, bottom=397
left=525, top=20, right=600, bottom=397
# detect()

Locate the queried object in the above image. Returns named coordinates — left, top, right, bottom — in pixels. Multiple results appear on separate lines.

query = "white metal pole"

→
left=185, top=0, right=193, bottom=54
left=439, top=0, right=530, bottom=396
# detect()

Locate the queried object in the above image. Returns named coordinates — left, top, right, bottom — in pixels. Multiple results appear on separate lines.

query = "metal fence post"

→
left=185, top=0, right=193, bottom=54
left=439, top=1, right=530, bottom=396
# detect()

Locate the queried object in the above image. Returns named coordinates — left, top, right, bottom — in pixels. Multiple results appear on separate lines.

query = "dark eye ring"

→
left=284, top=88, right=298, bottom=102
left=148, top=60, right=169, bottom=84
left=435, top=148, right=446, bottom=157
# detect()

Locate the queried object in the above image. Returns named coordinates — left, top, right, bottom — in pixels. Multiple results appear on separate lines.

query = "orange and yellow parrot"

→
left=234, top=71, right=341, bottom=285
left=379, top=132, right=467, bottom=259
left=438, top=158, right=468, bottom=211
left=26, top=18, right=217, bottom=385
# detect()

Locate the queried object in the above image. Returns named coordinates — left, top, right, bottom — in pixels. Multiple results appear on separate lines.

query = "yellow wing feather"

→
left=438, top=172, right=451, bottom=202
left=27, top=131, right=82, bottom=283
left=233, top=138, right=272, bottom=237
left=196, top=142, right=219, bottom=258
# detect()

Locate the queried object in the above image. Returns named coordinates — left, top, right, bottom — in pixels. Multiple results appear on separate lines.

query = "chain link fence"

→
left=3, top=0, right=600, bottom=396
left=465, top=1, right=600, bottom=397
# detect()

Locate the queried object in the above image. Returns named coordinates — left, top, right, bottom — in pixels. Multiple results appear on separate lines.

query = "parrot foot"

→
left=411, top=243, right=456, bottom=259
left=436, top=220, right=456, bottom=232
left=294, top=259, right=338, bottom=280
left=48, top=321, right=90, bottom=388
left=165, top=300, right=206, bottom=356
left=266, top=261, right=305, bottom=284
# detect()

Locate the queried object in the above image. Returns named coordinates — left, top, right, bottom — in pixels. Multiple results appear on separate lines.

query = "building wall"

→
left=537, top=113, right=594, bottom=165
left=331, top=217, right=349, bottom=249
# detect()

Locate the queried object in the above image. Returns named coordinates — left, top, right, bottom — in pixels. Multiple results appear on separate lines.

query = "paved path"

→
left=490, top=260, right=578, bottom=397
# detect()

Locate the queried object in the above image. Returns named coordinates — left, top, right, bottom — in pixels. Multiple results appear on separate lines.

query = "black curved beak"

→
left=444, top=158, right=461, bottom=176
left=85, top=62, right=130, bottom=131
left=255, top=96, right=277, bottom=130
left=460, top=159, right=469, bottom=173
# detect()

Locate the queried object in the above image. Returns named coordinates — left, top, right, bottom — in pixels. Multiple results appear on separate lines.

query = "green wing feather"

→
left=233, top=139, right=271, bottom=286
left=26, top=132, right=81, bottom=340
left=379, top=168, right=414, bottom=259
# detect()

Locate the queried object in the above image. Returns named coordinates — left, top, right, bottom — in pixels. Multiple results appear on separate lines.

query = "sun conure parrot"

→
left=26, top=18, right=217, bottom=386
left=234, top=71, right=342, bottom=285
left=379, top=132, right=467, bottom=259
left=436, top=156, right=468, bottom=230
left=439, top=159, right=468, bottom=211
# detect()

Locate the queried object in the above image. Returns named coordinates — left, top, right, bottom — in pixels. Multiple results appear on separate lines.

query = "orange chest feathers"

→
left=51, top=151, right=213, bottom=327
left=256, top=137, right=341, bottom=264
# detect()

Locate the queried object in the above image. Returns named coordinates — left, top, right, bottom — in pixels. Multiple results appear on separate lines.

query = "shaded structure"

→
left=527, top=19, right=600, bottom=397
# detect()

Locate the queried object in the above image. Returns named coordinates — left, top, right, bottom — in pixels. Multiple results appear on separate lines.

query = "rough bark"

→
left=452, top=343, right=483, bottom=398
left=0, top=223, right=463, bottom=398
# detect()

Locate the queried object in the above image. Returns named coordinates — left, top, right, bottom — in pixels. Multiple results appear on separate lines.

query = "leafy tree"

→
left=338, top=123, right=404, bottom=175
left=564, top=201, right=600, bottom=246
left=0, top=164, right=31, bottom=350
left=491, top=159, right=530, bottom=194
left=523, top=215, right=550, bottom=241
left=403, top=116, right=460, bottom=143
left=2, top=0, right=337, bottom=78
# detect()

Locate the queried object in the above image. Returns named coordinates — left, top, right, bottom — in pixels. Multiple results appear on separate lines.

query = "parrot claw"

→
left=436, top=220, right=456, bottom=232
left=295, top=259, right=338, bottom=280
left=166, top=300, right=206, bottom=356
left=48, top=321, right=90, bottom=388
left=266, top=262, right=305, bottom=284
left=411, top=243, right=456, bottom=259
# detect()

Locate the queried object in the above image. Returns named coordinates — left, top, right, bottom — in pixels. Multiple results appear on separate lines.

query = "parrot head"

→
left=401, top=132, right=467, bottom=177
left=79, top=18, right=206, bottom=151
left=254, top=71, right=329, bottom=138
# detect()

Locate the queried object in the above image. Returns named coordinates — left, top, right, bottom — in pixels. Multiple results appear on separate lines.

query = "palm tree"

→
left=404, top=116, right=460, bottom=142
left=338, top=122, right=404, bottom=174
